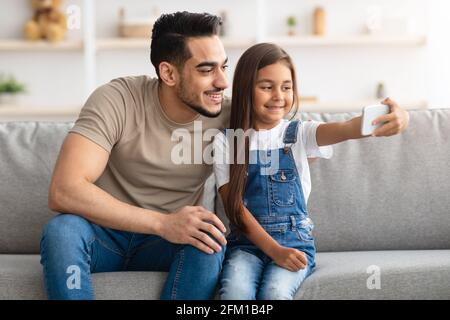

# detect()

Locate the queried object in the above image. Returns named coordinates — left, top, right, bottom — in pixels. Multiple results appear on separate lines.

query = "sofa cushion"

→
left=1, top=251, right=449, bottom=299
left=300, top=109, right=450, bottom=252
left=0, top=122, right=73, bottom=254
left=0, top=255, right=46, bottom=299
left=0, top=254, right=164, bottom=299
left=296, top=250, right=450, bottom=299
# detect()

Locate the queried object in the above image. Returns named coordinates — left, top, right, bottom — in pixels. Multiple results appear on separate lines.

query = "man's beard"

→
left=177, top=81, right=222, bottom=118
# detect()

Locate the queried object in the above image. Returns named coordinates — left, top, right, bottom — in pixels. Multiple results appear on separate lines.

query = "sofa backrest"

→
left=0, top=121, right=217, bottom=254
left=0, top=122, right=72, bottom=253
left=302, top=109, right=450, bottom=251
left=1, top=109, right=449, bottom=254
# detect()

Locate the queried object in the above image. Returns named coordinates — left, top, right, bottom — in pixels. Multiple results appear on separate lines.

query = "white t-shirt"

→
left=213, top=119, right=333, bottom=205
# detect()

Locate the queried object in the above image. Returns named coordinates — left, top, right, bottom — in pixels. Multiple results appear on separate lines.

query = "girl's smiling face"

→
left=253, top=61, right=294, bottom=130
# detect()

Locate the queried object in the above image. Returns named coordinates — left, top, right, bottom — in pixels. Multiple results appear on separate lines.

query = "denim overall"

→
left=220, top=120, right=316, bottom=300
left=228, top=121, right=316, bottom=267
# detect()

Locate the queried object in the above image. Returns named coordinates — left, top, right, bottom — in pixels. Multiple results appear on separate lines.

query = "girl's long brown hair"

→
left=225, top=43, right=299, bottom=232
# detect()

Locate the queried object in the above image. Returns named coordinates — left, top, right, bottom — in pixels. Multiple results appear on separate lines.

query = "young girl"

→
left=213, top=43, right=409, bottom=300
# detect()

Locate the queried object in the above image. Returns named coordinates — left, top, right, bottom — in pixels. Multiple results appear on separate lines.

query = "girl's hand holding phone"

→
left=370, top=98, right=410, bottom=137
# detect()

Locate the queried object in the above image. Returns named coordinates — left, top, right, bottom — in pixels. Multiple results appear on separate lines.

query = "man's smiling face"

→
left=175, top=35, right=229, bottom=118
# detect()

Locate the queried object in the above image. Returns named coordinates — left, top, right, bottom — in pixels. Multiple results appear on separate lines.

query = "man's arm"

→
left=48, top=133, right=227, bottom=254
left=219, top=184, right=307, bottom=271
left=316, top=98, right=410, bottom=147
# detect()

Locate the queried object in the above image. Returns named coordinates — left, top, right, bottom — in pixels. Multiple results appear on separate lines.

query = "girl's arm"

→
left=316, top=116, right=362, bottom=146
left=316, top=98, right=410, bottom=147
left=219, top=184, right=307, bottom=272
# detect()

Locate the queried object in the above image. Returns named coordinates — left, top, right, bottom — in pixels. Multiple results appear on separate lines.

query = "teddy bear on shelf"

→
left=24, top=0, right=67, bottom=43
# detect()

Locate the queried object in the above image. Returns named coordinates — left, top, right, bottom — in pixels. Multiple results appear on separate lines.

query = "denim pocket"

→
left=269, top=169, right=296, bottom=207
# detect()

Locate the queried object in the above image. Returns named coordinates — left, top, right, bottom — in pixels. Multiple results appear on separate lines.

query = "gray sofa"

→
left=1, top=109, right=449, bottom=300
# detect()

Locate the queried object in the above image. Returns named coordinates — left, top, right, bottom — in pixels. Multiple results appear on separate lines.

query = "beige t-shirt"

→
left=69, top=76, right=230, bottom=214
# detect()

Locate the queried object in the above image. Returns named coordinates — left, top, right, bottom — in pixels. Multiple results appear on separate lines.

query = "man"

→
left=41, top=11, right=229, bottom=300
left=40, top=11, right=409, bottom=300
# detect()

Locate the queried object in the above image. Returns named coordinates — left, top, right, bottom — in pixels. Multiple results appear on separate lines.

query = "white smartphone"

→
left=361, top=104, right=390, bottom=136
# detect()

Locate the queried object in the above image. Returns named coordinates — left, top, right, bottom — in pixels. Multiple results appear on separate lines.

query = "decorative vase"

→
left=313, top=7, right=326, bottom=36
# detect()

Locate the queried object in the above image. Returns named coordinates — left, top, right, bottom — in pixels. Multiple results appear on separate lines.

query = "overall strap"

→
left=283, top=120, right=300, bottom=144
left=283, top=120, right=300, bottom=153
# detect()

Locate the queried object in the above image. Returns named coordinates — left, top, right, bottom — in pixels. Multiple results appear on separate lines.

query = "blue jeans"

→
left=40, top=213, right=225, bottom=300
left=219, top=245, right=314, bottom=300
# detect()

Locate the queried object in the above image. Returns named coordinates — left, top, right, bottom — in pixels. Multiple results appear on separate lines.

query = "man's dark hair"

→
left=150, top=11, right=222, bottom=78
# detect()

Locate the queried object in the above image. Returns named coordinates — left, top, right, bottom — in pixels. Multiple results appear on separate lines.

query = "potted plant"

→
left=0, top=74, right=26, bottom=106
left=287, top=15, right=297, bottom=36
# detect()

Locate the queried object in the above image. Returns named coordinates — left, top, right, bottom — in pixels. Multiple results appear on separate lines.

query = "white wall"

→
left=426, top=0, right=450, bottom=108
left=0, top=0, right=449, bottom=109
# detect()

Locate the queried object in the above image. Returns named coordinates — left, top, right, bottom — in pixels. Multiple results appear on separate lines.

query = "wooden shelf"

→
left=220, top=37, right=255, bottom=49
left=0, top=35, right=427, bottom=52
left=266, top=35, right=427, bottom=47
left=0, top=106, right=81, bottom=121
left=96, top=37, right=254, bottom=50
left=0, top=39, right=83, bottom=51
left=95, top=35, right=427, bottom=51
left=96, top=38, right=148, bottom=50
